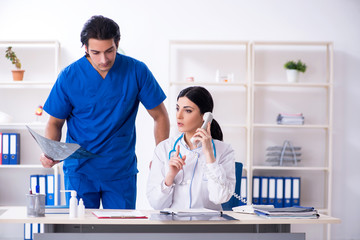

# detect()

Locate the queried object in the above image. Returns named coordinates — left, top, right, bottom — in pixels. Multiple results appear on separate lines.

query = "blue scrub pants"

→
left=64, top=173, right=137, bottom=209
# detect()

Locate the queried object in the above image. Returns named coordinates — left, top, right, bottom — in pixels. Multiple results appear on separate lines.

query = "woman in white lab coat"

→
left=147, top=86, right=235, bottom=211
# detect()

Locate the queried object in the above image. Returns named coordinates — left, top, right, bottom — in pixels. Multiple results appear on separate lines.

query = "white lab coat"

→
left=146, top=134, right=236, bottom=211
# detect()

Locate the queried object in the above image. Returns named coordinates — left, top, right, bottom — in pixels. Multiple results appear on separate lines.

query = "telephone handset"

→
left=190, top=112, right=247, bottom=205
left=182, top=112, right=247, bottom=206
left=190, top=112, right=213, bottom=146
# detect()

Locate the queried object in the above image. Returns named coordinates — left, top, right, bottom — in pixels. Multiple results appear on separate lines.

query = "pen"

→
left=160, top=211, right=172, bottom=215
left=35, top=185, right=40, bottom=216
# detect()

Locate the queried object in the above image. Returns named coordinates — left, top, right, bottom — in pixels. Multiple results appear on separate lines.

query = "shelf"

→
left=252, top=166, right=329, bottom=171
left=170, top=123, right=247, bottom=129
left=253, top=124, right=329, bottom=129
left=0, top=164, right=44, bottom=169
left=253, top=82, right=330, bottom=88
left=252, top=41, right=332, bottom=46
left=169, top=81, right=248, bottom=87
left=222, top=124, right=248, bottom=128
left=0, top=122, right=46, bottom=129
left=170, top=40, right=249, bottom=45
left=0, top=81, right=54, bottom=89
left=0, top=40, right=60, bottom=45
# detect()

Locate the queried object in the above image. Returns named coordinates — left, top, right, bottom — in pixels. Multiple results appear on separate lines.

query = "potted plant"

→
left=5, top=46, right=25, bottom=81
left=284, top=60, right=307, bottom=83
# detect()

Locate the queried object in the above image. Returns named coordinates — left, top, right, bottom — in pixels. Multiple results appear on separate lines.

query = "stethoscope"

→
left=168, top=133, right=217, bottom=208
left=168, top=133, right=217, bottom=160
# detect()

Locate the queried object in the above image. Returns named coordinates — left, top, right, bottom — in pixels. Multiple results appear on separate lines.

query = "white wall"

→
left=0, top=0, right=359, bottom=239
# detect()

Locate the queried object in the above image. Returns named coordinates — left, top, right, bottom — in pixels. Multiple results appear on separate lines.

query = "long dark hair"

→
left=80, top=15, right=121, bottom=48
left=177, top=86, right=223, bottom=141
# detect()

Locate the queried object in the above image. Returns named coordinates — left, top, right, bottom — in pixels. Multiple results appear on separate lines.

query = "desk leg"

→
left=255, top=224, right=290, bottom=233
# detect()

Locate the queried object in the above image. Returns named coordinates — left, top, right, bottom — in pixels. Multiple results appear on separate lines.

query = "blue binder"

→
left=46, top=175, right=54, bottom=205
left=24, top=223, right=32, bottom=240
left=2, top=133, right=10, bottom=164
left=38, top=175, right=46, bottom=195
left=291, top=177, right=301, bottom=206
left=239, top=176, right=247, bottom=206
left=0, top=132, right=2, bottom=165
left=284, top=177, right=292, bottom=207
left=252, top=176, right=261, bottom=204
left=260, top=176, right=269, bottom=205
left=274, top=177, right=284, bottom=208
left=30, top=175, right=39, bottom=194
left=32, top=223, right=39, bottom=238
left=46, top=174, right=61, bottom=206
left=268, top=177, right=276, bottom=205
left=9, top=133, right=20, bottom=164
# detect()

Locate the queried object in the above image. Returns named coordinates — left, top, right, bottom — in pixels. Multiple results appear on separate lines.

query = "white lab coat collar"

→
left=179, top=134, right=203, bottom=154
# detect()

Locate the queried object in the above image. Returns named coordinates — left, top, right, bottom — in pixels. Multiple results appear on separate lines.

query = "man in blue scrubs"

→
left=39, top=15, right=170, bottom=209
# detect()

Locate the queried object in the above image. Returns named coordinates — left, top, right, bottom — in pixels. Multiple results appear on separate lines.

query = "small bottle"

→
left=61, top=190, right=78, bottom=218
left=69, top=190, right=78, bottom=218
left=77, top=198, right=85, bottom=218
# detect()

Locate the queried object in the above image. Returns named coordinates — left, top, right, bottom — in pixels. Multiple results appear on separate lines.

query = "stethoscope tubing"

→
left=168, top=134, right=216, bottom=160
left=168, top=134, right=216, bottom=208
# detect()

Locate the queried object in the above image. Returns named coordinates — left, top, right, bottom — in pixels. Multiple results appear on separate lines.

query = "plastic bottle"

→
left=69, top=190, right=78, bottom=218
left=61, top=190, right=78, bottom=218
left=77, top=198, right=85, bottom=218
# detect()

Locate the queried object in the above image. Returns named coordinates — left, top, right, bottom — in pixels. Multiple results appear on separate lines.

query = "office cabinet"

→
left=0, top=40, right=61, bottom=206
left=168, top=40, right=251, bottom=170
left=169, top=40, right=333, bottom=240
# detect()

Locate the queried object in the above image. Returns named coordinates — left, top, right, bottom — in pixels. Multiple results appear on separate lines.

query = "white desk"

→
left=0, top=206, right=340, bottom=240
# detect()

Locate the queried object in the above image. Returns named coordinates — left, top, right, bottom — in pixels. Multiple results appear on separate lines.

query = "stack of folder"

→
left=252, top=176, right=300, bottom=208
left=266, top=142, right=301, bottom=166
left=277, top=113, right=304, bottom=125
left=0, top=132, right=20, bottom=165
left=25, top=174, right=61, bottom=240
left=24, top=223, right=44, bottom=240
left=30, top=174, right=60, bottom=206
left=253, top=206, right=319, bottom=219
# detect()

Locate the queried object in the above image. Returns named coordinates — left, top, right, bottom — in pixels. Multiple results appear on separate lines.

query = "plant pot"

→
left=11, top=69, right=25, bottom=81
left=286, top=69, right=299, bottom=83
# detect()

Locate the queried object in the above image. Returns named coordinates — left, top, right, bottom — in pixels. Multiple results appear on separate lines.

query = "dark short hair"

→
left=177, top=86, right=223, bottom=141
left=80, top=15, right=120, bottom=48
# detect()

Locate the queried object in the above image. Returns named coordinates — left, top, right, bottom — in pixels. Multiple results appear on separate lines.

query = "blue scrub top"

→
left=44, top=53, right=166, bottom=181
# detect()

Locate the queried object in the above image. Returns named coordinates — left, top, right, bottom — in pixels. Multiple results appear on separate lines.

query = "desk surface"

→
left=0, top=206, right=340, bottom=225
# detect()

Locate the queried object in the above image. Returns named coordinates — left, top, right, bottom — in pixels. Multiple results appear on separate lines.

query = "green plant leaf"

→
left=284, top=60, right=306, bottom=73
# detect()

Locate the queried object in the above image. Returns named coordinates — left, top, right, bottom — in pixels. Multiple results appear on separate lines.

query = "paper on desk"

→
left=92, top=210, right=148, bottom=219
left=26, top=125, right=98, bottom=161
left=253, top=206, right=319, bottom=219
left=161, top=208, right=222, bottom=217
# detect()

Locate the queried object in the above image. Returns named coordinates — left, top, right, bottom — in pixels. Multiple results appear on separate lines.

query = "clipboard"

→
left=92, top=210, right=148, bottom=219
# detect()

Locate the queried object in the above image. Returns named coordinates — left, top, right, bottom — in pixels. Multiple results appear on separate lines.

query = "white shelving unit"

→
left=168, top=40, right=251, bottom=169
left=250, top=41, right=333, bottom=240
left=0, top=40, right=61, bottom=206
left=168, top=40, right=333, bottom=240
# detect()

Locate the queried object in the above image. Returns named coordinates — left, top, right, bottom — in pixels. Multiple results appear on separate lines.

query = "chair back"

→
left=221, top=162, right=243, bottom=210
